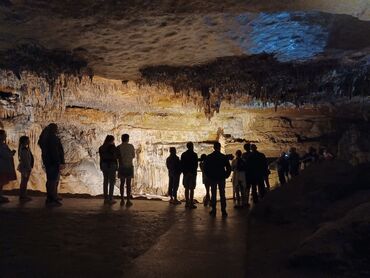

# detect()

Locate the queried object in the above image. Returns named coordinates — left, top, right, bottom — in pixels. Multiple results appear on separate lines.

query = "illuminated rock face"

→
left=1, top=69, right=369, bottom=199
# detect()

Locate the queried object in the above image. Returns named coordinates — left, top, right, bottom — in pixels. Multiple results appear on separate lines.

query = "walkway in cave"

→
left=0, top=196, right=248, bottom=277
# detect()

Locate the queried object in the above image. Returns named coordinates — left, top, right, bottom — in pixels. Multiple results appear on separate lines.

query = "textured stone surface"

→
left=0, top=1, right=369, bottom=79
left=1, top=68, right=369, bottom=198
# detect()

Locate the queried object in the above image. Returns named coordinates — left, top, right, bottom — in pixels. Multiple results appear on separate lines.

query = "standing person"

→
left=18, top=136, right=34, bottom=202
left=98, top=135, right=118, bottom=205
left=0, top=130, right=16, bottom=204
left=181, top=142, right=198, bottom=209
left=204, top=142, right=231, bottom=217
left=276, top=152, right=289, bottom=185
left=242, top=143, right=252, bottom=207
left=247, top=144, right=268, bottom=204
left=117, top=134, right=135, bottom=207
left=288, top=147, right=301, bottom=177
left=38, top=123, right=65, bottom=206
left=231, top=150, right=247, bottom=208
left=199, top=154, right=211, bottom=206
left=166, top=147, right=181, bottom=205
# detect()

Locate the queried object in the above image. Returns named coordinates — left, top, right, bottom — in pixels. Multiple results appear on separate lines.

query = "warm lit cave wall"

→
left=1, top=69, right=370, bottom=199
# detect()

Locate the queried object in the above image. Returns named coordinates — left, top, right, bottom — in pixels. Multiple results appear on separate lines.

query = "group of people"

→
left=98, top=134, right=135, bottom=207
left=0, top=123, right=333, bottom=213
left=0, top=124, right=65, bottom=206
left=166, top=142, right=270, bottom=217
left=276, top=146, right=334, bottom=185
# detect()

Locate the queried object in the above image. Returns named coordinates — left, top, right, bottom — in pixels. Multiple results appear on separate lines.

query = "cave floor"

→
left=0, top=196, right=247, bottom=278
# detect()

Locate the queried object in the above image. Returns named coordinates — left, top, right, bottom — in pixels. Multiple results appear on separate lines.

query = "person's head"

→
left=244, top=143, right=251, bottom=152
left=186, top=142, right=194, bottom=151
left=251, top=144, right=257, bottom=152
left=121, top=134, right=129, bottom=143
left=280, top=152, right=286, bottom=157
left=236, top=150, right=242, bottom=158
left=169, top=147, right=176, bottom=155
left=103, top=135, right=115, bottom=145
left=19, top=136, right=30, bottom=148
left=213, top=142, right=221, bottom=152
left=0, top=130, right=6, bottom=143
left=200, top=154, right=207, bottom=161
left=289, top=147, right=296, bottom=154
left=48, top=123, right=58, bottom=136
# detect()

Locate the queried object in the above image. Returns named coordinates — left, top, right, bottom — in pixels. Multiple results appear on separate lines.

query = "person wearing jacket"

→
left=204, top=142, right=231, bottom=217
left=18, top=136, right=34, bottom=202
left=38, top=123, right=65, bottom=206
left=0, top=130, right=16, bottom=204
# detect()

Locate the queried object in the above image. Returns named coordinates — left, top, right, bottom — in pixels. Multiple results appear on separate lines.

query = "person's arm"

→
left=131, top=145, right=135, bottom=159
left=225, top=157, right=232, bottom=179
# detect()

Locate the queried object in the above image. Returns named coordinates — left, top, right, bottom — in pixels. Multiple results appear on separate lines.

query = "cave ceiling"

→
left=0, top=0, right=369, bottom=81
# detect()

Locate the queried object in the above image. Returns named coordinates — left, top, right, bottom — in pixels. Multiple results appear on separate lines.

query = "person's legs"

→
left=103, top=171, right=109, bottom=201
left=125, top=177, right=133, bottom=206
left=45, top=166, right=60, bottom=204
left=19, top=171, right=31, bottom=200
left=108, top=168, right=115, bottom=202
left=210, top=181, right=217, bottom=215
left=219, top=180, right=227, bottom=215
left=0, top=180, right=9, bottom=203
left=258, top=178, right=266, bottom=199
left=168, top=175, right=174, bottom=201
left=173, top=175, right=180, bottom=203
left=120, top=177, right=125, bottom=203
left=245, top=182, right=251, bottom=206
left=189, top=188, right=196, bottom=209
left=251, top=183, right=258, bottom=204
left=235, top=182, right=241, bottom=207
left=167, top=175, right=173, bottom=198
left=278, top=170, right=286, bottom=185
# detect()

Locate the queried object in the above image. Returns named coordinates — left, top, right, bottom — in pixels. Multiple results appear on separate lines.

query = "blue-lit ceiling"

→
left=220, top=12, right=330, bottom=62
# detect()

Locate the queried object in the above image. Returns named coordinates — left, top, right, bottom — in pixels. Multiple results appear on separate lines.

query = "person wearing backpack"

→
left=231, top=150, right=247, bottom=208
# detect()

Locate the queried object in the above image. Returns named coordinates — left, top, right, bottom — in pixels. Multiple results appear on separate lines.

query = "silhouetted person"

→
left=231, top=150, right=247, bottom=208
left=247, top=144, right=267, bottom=204
left=322, top=148, right=334, bottom=160
left=99, top=135, right=117, bottom=205
left=277, top=152, right=289, bottom=185
left=204, top=142, right=231, bottom=217
left=166, top=147, right=181, bottom=205
left=18, top=136, right=34, bottom=202
left=302, top=147, right=318, bottom=168
left=199, top=154, right=211, bottom=206
left=38, top=123, right=65, bottom=206
left=117, top=134, right=135, bottom=207
left=242, top=143, right=252, bottom=206
left=0, top=130, right=16, bottom=204
left=181, top=142, right=198, bottom=209
left=288, top=147, right=300, bottom=177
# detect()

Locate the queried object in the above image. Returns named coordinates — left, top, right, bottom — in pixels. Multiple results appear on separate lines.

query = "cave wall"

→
left=1, top=69, right=369, bottom=199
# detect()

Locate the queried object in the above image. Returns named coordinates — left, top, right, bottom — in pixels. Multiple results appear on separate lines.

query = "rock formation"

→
left=0, top=3, right=369, bottom=199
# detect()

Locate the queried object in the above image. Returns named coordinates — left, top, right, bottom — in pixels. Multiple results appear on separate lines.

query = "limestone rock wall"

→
left=1, top=70, right=369, bottom=198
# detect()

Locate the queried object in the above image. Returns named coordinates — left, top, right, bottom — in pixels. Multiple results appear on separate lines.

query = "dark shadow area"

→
left=0, top=199, right=179, bottom=277
left=246, top=160, right=370, bottom=277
